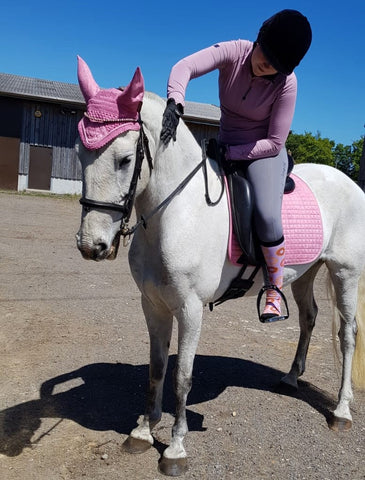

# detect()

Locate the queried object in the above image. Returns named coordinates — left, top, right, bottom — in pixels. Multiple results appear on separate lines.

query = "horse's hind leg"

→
left=281, top=262, right=323, bottom=390
left=327, top=262, right=359, bottom=431
left=123, top=295, right=173, bottom=453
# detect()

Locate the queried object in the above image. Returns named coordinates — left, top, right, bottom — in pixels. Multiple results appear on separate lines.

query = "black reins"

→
left=79, top=120, right=225, bottom=245
left=124, top=139, right=224, bottom=240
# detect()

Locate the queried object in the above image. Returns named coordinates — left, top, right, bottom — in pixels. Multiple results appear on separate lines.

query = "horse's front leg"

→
left=159, top=298, right=203, bottom=476
left=123, top=295, right=173, bottom=453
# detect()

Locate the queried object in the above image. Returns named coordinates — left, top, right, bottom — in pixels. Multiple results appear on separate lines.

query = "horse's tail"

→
left=352, top=270, right=365, bottom=389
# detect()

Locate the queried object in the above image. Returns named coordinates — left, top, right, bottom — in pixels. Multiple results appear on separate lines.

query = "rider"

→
left=160, top=9, right=312, bottom=322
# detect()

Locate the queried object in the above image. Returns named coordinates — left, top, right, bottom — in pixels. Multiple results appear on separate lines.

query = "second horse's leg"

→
left=159, top=297, right=203, bottom=476
left=281, top=262, right=322, bottom=389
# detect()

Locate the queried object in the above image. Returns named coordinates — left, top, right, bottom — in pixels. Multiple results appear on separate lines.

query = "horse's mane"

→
left=141, top=91, right=166, bottom=124
left=144, top=90, right=165, bottom=105
left=142, top=90, right=200, bottom=152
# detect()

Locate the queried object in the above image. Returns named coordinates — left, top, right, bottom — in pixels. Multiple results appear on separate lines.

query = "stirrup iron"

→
left=256, top=284, right=289, bottom=323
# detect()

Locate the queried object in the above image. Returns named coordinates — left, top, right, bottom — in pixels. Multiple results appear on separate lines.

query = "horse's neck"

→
left=136, top=97, right=203, bottom=211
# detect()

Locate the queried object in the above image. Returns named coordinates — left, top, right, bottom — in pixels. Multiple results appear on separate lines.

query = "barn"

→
left=0, top=72, right=220, bottom=194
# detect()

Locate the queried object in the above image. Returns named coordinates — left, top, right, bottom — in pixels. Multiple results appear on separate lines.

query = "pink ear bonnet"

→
left=77, top=56, right=145, bottom=150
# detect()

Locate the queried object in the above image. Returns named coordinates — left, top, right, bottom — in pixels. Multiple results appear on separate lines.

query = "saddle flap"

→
left=228, top=172, right=262, bottom=265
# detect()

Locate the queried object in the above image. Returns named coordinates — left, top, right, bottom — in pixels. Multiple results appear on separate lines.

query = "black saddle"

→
left=205, top=139, right=293, bottom=311
left=224, top=147, right=295, bottom=267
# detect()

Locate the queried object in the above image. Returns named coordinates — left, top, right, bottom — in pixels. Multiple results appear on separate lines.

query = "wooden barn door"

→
left=28, top=146, right=53, bottom=190
left=0, top=137, right=20, bottom=190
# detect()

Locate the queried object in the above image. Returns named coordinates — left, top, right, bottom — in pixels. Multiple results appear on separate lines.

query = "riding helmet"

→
left=257, top=9, right=312, bottom=75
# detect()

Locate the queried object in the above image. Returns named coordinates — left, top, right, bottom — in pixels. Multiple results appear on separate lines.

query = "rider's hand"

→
left=160, top=98, right=184, bottom=145
left=206, top=139, right=227, bottom=162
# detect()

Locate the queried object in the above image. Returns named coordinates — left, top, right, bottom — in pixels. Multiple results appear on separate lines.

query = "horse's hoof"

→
left=122, top=435, right=153, bottom=454
left=158, top=456, right=188, bottom=477
left=278, top=376, right=298, bottom=393
left=328, top=415, right=352, bottom=432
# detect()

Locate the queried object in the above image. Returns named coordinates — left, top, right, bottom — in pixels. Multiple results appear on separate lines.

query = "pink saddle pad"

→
left=228, top=174, right=323, bottom=266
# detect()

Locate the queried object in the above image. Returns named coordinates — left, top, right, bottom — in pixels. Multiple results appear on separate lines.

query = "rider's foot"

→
left=260, top=301, right=286, bottom=323
left=260, top=312, right=287, bottom=323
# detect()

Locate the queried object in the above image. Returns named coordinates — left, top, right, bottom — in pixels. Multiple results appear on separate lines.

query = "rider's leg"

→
left=261, top=238, right=285, bottom=319
left=246, top=149, right=288, bottom=319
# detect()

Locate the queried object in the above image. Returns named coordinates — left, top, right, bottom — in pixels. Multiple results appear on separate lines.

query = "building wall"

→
left=20, top=102, right=82, bottom=187
left=0, top=97, right=23, bottom=190
left=0, top=97, right=23, bottom=138
left=186, top=122, right=219, bottom=147
left=0, top=95, right=219, bottom=195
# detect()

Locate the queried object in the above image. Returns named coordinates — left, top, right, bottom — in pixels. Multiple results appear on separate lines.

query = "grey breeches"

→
left=245, top=148, right=288, bottom=245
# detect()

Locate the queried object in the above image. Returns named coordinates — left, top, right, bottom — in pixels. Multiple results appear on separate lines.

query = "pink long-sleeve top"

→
left=167, top=40, right=297, bottom=160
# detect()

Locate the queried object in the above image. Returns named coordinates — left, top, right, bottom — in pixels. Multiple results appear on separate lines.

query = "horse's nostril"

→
left=97, top=242, right=108, bottom=253
left=90, top=242, right=109, bottom=261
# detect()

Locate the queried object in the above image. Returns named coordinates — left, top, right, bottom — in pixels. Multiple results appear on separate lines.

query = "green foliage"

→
left=286, top=131, right=365, bottom=181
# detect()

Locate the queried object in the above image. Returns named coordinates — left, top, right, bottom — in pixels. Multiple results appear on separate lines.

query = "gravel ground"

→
left=0, top=191, right=364, bottom=480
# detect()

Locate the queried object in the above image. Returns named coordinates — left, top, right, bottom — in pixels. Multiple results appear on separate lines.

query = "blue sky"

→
left=1, top=0, right=364, bottom=146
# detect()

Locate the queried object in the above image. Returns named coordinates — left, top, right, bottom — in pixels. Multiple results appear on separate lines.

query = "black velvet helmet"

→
left=257, top=9, right=312, bottom=75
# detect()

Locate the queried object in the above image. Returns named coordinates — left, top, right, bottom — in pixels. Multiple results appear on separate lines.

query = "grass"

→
left=0, top=189, right=80, bottom=201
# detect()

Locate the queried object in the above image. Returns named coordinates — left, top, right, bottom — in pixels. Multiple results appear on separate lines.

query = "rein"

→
left=123, top=139, right=225, bottom=243
left=129, top=158, right=206, bottom=235
left=80, top=119, right=225, bottom=246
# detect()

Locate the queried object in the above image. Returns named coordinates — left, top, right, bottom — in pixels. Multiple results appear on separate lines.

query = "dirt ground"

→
left=0, top=190, right=364, bottom=480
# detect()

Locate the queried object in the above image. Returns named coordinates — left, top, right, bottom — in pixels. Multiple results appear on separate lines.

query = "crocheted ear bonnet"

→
left=77, top=56, right=144, bottom=150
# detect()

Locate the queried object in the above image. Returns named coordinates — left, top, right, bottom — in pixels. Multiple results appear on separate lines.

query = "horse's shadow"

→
left=0, top=355, right=337, bottom=457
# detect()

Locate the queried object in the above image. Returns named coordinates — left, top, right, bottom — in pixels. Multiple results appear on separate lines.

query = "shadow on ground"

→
left=0, top=354, right=337, bottom=457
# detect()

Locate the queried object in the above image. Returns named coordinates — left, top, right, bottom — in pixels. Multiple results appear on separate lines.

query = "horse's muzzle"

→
left=75, top=232, right=121, bottom=261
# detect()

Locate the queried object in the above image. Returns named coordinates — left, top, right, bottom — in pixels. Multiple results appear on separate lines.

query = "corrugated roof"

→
left=184, top=100, right=220, bottom=124
left=0, top=72, right=84, bottom=104
left=0, top=72, right=220, bottom=123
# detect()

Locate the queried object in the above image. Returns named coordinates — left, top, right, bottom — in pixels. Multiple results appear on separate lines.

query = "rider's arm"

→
left=226, top=75, right=297, bottom=160
left=167, top=41, right=244, bottom=106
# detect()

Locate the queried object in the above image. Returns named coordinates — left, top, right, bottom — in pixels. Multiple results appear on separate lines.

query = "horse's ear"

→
left=77, top=55, right=100, bottom=102
left=131, top=67, right=144, bottom=98
left=117, top=67, right=144, bottom=111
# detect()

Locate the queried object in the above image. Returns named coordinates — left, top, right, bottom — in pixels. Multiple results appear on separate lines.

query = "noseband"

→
left=79, top=118, right=153, bottom=239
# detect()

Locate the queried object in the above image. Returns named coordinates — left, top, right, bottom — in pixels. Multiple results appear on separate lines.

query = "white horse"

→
left=75, top=58, right=365, bottom=476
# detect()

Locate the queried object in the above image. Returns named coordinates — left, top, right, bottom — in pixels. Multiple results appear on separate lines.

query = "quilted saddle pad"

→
left=228, top=174, right=323, bottom=266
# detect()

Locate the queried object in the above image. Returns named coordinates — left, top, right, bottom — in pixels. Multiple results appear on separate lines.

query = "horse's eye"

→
left=116, top=156, right=132, bottom=169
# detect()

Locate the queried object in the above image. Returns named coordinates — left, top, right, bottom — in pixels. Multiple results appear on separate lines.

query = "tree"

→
left=333, top=143, right=354, bottom=178
left=286, top=131, right=365, bottom=184
left=286, top=131, right=334, bottom=165
left=357, top=136, right=365, bottom=191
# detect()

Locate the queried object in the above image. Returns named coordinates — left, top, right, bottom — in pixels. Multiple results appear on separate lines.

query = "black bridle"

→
left=80, top=122, right=225, bottom=246
left=79, top=118, right=153, bottom=240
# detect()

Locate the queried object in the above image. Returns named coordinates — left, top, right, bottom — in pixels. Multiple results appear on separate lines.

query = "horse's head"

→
left=75, top=56, right=148, bottom=261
